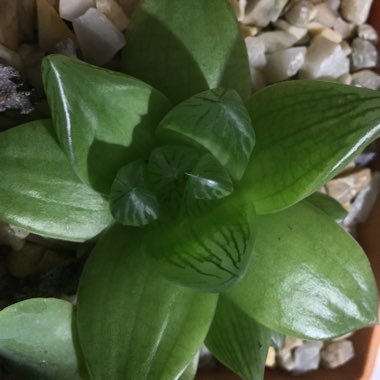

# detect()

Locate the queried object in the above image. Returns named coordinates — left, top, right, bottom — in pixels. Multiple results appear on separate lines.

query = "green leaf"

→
left=305, top=192, right=348, bottom=222
left=179, top=353, right=199, bottom=380
left=0, top=120, right=112, bottom=241
left=122, top=0, right=250, bottom=104
left=187, top=154, right=234, bottom=200
left=0, top=298, right=85, bottom=380
left=43, top=54, right=171, bottom=194
left=158, top=88, right=255, bottom=180
left=77, top=225, right=217, bottom=380
left=109, top=160, right=159, bottom=226
left=143, top=190, right=256, bottom=292
left=148, top=145, right=200, bottom=216
left=206, top=297, right=271, bottom=380
left=226, top=201, right=378, bottom=340
left=244, top=80, right=380, bottom=214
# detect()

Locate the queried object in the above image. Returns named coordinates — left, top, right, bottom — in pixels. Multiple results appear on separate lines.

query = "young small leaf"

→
left=143, top=190, right=256, bottom=292
left=109, top=160, right=159, bottom=226
left=0, top=120, right=112, bottom=241
left=157, top=88, right=255, bottom=180
left=226, top=201, right=378, bottom=340
left=77, top=225, right=217, bottom=380
left=305, top=192, right=348, bottom=222
left=0, top=298, right=85, bottom=380
left=43, top=54, right=171, bottom=194
left=148, top=145, right=200, bottom=216
left=122, top=0, right=251, bottom=103
left=244, top=80, right=380, bottom=214
left=206, top=297, right=271, bottom=380
left=187, top=154, right=234, bottom=200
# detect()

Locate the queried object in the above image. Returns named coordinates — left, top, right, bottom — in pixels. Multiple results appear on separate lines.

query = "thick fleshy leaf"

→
left=143, top=190, right=256, bottom=291
left=109, top=160, right=159, bottom=226
left=226, top=201, right=378, bottom=340
left=305, top=192, right=347, bottom=222
left=244, top=80, right=380, bottom=214
left=0, top=298, right=85, bottom=380
left=157, top=88, right=255, bottom=180
left=148, top=145, right=200, bottom=216
left=122, top=0, right=250, bottom=104
left=77, top=225, right=217, bottom=380
left=179, top=353, right=199, bottom=380
left=206, top=297, right=271, bottom=380
left=43, top=54, right=171, bottom=194
left=187, top=154, right=234, bottom=200
left=0, top=120, right=112, bottom=241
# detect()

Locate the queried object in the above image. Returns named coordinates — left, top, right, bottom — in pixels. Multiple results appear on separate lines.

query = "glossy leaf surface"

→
left=187, top=154, right=233, bottom=200
left=244, top=80, right=380, bottom=214
left=109, top=160, right=159, bottom=226
left=226, top=201, right=378, bottom=340
left=305, top=192, right=347, bottom=222
left=77, top=225, right=217, bottom=380
left=143, top=191, right=256, bottom=291
left=0, top=120, right=111, bottom=241
left=179, top=353, right=199, bottom=380
left=122, top=0, right=251, bottom=104
left=206, top=297, right=271, bottom=380
left=0, top=298, right=85, bottom=380
left=158, top=88, right=255, bottom=180
left=148, top=146, right=199, bottom=216
left=43, top=55, right=171, bottom=194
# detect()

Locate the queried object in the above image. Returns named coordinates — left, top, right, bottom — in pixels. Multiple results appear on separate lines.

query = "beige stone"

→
left=96, top=0, right=129, bottom=30
left=321, top=340, right=355, bottom=369
left=37, top=0, right=77, bottom=52
left=240, top=25, right=259, bottom=38
left=341, top=0, right=373, bottom=25
left=59, top=0, right=95, bottom=21
left=265, top=346, right=276, bottom=367
left=244, top=0, right=288, bottom=27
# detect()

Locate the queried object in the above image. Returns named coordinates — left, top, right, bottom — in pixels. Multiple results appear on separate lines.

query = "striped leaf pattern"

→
left=109, top=160, right=159, bottom=226
left=157, top=88, right=255, bottom=180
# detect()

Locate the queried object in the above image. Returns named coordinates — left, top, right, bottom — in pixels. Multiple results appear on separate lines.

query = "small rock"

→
left=0, top=64, right=34, bottom=114
left=314, top=3, right=337, bottom=28
left=0, top=0, right=19, bottom=50
left=338, top=73, right=352, bottom=84
left=240, top=24, right=259, bottom=38
left=274, top=20, right=308, bottom=40
left=300, top=36, right=349, bottom=79
left=352, top=69, right=380, bottom=90
left=73, top=8, right=126, bottom=65
left=327, top=0, right=341, bottom=12
left=229, top=0, right=247, bottom=21
left=277, top=337, right=304, bottom=371
left=244, top=0, right=288, bottom=28
left=326, top=168, right=371, bottom=209
left=350, top=37, right=378, bottom=71
left=341, top=0, right=373, bottom=25
left=59, top=0, right=95, bottom=21
left=245, top=36, right=266, bottom=70
left=321, top=340, right=355, bottom=369
left=284, top=0, right=315, bottom=28
left=265, top=346, right=276, bottom=367
left=333, top=17, right=355, bottom=39
left=96, top=0, right=129, bottom=31
left=307, top=21, right=326, bottom=36
left=0, top=44, right=22, bottom=70
left=292, top=341, right=323, bottom=373
left=250, top=68, right=267, bottom=92
left=260, top=31, right=298, bottom=53
left=358, top=23, right=378, bottom=43
left=37, top=0, right=77, bottom=53
left=54, top=38, right=77, bottom=58
left=340, top=40, right=352, bottom=55
left=318, top=27, right=343, bottom=43
left=264, top=47, right=306, bottom=83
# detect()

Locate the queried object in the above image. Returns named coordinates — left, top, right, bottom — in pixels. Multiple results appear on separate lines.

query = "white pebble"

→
left=333, top=17, right=355, bottom=39
left=321, top=341, right=355, bottom=369
left=351, top=37, right=378, bottom=71
left=274, top=19, right=308, bottom=40
left=264, top=47, right=306, bottom=83
left=245, top=36, right=266, bottom=69
left=59, top=0, right=95, bottom=21
left=250, top=68, right=267, bottom=92
left=351, top=70, right=380, bottom=90
left=341, top=0, right=373, bottom=25
left=244, top=0, right=288, bottom=27
left=314, top=3, right=337, bottom=28
left=72, top=8, right=126, bottom=65
left=293, top=342, right=323, bottom=373
left=96, top=0, right=129, bottom=31
left=260, top=31, right=298, bottom=53
left=358, top=24, right=378, bottom=43
left=300, top=36, right=349, bottom=79
left=285, top=0, right=315, bottom=28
